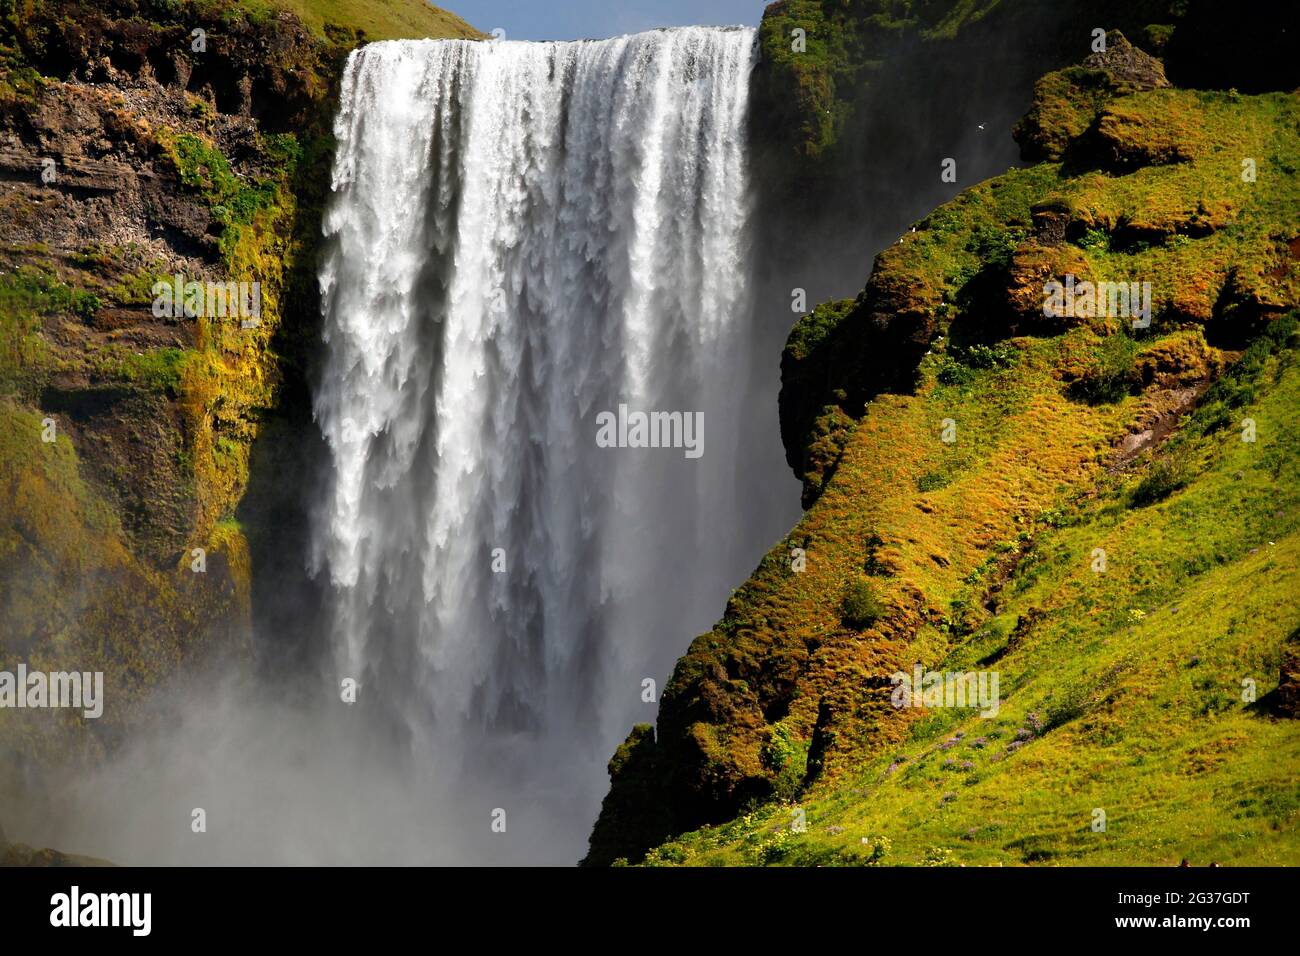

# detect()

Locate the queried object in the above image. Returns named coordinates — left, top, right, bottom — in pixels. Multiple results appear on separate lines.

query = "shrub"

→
left=917, top=470, right=951, bottom=492
left=753, top=828, right=797, bottom=865
left=1076, top=227, right=1110, bottom=252
left=862, top=834, right=891, bottom=864
left=762, top=720, right=810, bottom=801
left=1070, top=333, right=1139, bottom=404
left=1043, top=680, right=1095, bottom=730
left=921, top=845, right=958, bottom=866
left=72, top=290, right=101, bottom=319
left=840, top=577, right=886, bottom=629
left=936, top=359, right=976, bottom=386
left=936, top=341, right=1018, bottom=385
left=1131, top=446, right=1192, bottom=506
left=961, top=342, right=1019, bottom=369
left=964, top=225, right=1025, bottom=268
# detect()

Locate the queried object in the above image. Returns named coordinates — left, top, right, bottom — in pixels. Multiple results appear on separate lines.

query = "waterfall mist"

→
left=2, top=27, right=800, bottom=865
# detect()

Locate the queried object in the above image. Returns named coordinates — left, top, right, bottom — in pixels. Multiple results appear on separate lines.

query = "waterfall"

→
left=310, top=27, right=792, bottom=861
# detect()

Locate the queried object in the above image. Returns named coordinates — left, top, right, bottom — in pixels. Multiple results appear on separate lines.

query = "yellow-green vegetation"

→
left=247, top=0, right=483, bottom=41
left=782, top=80, right=1300, bottom=501
left=0, top=401, right=251, bottom=758
left=155, top=123, right=304, bottom=535
left=0, top=0, right=389, bottom=563
left=0, top=111, right=304, bottom=550
left=5, top=0, right=480, bottom=44
left=638, top=316, right=1300, bottom=866
left=752, top=1, right=1177, bottom=182
left=587, top=45, right=1300, bottom=866
left=0, top=0, right=373, bottom=760
left=162, top=130, right=284, bottom=262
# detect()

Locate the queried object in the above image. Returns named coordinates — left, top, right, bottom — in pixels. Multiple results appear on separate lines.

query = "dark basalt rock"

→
left=17, top=2, right=335, bottom=132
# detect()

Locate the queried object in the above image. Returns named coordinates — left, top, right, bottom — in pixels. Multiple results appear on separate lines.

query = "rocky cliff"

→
left=584, top=5, right=1300, bottom=866
left=0, top=0, right=478, bottom=849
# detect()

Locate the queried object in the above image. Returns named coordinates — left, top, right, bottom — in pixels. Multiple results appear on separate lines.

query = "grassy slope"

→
left=591, top=67, right=1300, bottom=864
left=645, top=328, right=1300, bottom=866
left=233, top=0, right=483, bottom=40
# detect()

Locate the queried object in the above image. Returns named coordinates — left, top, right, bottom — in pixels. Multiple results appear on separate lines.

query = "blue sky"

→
left=440, top=1, right=768, bottom=41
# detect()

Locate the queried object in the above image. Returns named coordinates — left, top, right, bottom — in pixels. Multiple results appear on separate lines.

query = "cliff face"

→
left=745, top=0, right=1300, bottom=362
left=0, top=0, right=476, bottom=822
left=585, top=7, right=1300, bottom=866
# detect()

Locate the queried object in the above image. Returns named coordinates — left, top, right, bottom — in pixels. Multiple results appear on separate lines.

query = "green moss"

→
left=112, top=347, right=188, bottom=393
left=0, top=265, right=101, bottom=322
left=102, top=267, right=167, bottom=306
left=162, top=130, right=282, bottom=264
left=785, top=298, right=856, bottom=362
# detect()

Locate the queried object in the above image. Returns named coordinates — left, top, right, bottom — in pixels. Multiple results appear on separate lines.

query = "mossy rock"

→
left=1014, top=32, right=1170, bottom=163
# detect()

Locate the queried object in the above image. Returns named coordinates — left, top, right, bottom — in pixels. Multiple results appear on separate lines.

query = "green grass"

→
left=1068, top=331, right=1139, bottom=404
left=237, top=0, right=483, bottom=40
left=591, top=73, right=1300, bottom=867
left=640, top=328, right=1300, bottom=866
left=2, top=0, right=480, bottom=47
left=108, top=347, right=188, bottom=393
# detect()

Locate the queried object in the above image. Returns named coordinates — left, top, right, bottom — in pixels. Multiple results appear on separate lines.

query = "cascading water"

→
left=310, top=26, right=796, bottom=862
